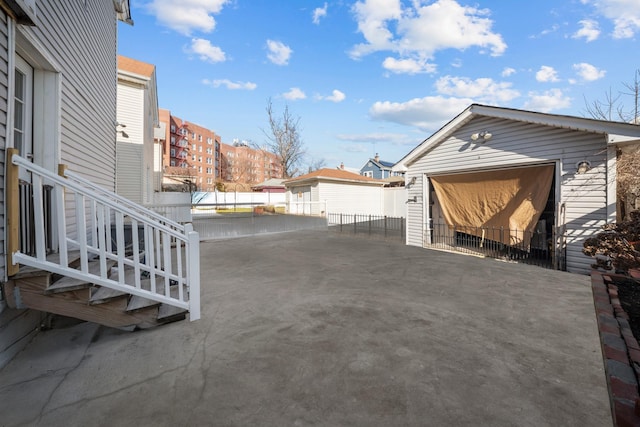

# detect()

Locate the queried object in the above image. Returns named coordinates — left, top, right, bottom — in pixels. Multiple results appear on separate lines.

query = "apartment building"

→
left=159, top=109, right=222, bottom=192
left=220, top=139, right=283, bottom=185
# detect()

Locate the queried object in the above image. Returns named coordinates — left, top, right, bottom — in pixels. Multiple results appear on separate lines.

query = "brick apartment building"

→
left=158, top=109, right=282, bottom=191
left=220, top=139, right=283, bottom=187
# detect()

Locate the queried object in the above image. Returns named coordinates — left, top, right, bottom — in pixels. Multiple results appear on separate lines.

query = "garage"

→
left=393, top=104, right=640, bottom=274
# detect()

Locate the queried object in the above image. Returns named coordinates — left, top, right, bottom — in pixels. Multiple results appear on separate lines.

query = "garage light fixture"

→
left=470, top=131, right=492, bottom=142
left=576, top=160, right=591, bottom=174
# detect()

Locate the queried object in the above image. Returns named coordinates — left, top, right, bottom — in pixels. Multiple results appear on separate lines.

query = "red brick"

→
left=629, top=348, right=640, bottom=365
left=614, top=399, right=640, bottom=427
left=606, top=345, right=633, bottom=364
left=611, top=378, right=640, bottom=400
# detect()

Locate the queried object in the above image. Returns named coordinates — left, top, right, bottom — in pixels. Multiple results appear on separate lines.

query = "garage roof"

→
left=284, top=168, right=384, bottom=187
left=394, top=104, right=640, bottom=171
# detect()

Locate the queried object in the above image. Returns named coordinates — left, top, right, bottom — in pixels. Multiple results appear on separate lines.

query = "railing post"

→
left=188, top=229, right=201, bottom=321
left=6, top=148, right=19, bottom=276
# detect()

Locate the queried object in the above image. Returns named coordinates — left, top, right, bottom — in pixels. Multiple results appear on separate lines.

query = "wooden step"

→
left=157, top=304, right=187, bottom=323
left=90, top=286, right=128, bottom=305
left=45, top=260, right=116, bottom=294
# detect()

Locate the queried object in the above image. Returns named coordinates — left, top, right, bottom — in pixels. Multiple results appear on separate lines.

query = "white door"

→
left=14, top=54, right=33, bottom=181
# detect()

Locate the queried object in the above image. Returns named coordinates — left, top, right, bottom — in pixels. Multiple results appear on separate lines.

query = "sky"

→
left=118, top=0, right=640, bottom=170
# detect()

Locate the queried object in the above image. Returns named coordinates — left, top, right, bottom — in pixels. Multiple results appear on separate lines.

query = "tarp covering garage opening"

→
left=430, top=164, right=554, bottom=247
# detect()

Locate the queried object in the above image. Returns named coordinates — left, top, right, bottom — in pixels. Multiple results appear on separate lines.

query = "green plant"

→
left=583, top=210, right=640, bottom=272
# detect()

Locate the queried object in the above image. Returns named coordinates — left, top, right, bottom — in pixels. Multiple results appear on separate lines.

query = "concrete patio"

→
left=0, top=230, right=610, bottom=426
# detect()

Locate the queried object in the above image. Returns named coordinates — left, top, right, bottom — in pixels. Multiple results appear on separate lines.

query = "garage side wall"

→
left=406, top=116, right=608, bottom=274
left=319, top=182, right=384, bottom=216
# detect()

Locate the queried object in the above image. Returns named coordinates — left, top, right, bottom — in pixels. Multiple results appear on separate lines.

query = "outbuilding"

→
left=284, top=168, right=385, bottom=216
left=393, top=104, right=640, bottom=274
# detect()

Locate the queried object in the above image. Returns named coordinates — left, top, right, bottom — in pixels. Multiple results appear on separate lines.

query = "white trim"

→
left=606, top=145, right=617, bottom=222
left=15, top=26, right=62, bottom=175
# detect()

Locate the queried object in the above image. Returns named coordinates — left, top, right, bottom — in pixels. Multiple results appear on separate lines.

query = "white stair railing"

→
left=8, top=151, right=201, bottom=321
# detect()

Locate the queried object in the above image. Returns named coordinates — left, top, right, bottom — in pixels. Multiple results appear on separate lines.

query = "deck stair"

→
left=6, top=149, right=200, bottom=329
left=5, top=252, right=188, bottom=330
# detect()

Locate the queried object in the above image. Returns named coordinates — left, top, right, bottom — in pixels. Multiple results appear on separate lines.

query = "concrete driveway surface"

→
left=0, top=230, right=610, bottom=426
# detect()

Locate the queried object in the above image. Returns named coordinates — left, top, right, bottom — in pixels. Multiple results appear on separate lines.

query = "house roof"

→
left=284, top=168, right=384, bottom=186
left=394, top=103, right=640, bottom=171
left=118, top=55, right=155, bottom=78
left=360, top=158, right=395, bottom=171
left=252, top=178, right=285, bottom=189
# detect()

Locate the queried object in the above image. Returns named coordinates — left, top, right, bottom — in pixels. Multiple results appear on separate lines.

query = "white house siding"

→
left=116, top=82, right=145, bottom=204
left=406, top=116, right=609, bottom=274
left=28, top=0, right=117, bottom=183
left=0, top=10, right=8, bottom=280
left=116, top=141, right=143, bottom=203
left=318, top=181, right=383, bottom=215
left=17, top=0, right=118, bottom=238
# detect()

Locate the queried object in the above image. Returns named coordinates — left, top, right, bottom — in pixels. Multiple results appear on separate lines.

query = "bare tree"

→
left=306, top=157, right=326, bottom=173
left=263, top=98, right=305, bottom=178
left=584, top=70, right=640, bottom=220
left=584, top=70, right=640, bottom=123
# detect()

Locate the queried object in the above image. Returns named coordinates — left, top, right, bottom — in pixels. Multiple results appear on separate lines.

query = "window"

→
left=199, top=135, right=202, bottom=142
left=199, top=146, right=203, bottom=152
left=170, top=124, right=176, bottom=133
left=192, top=154, right=196, bottom=161
left=198, top=156, right=202, bottom=162
left=170, top=148, right=176, bottom=157
left=198, top=166, right=202, bottom=172
left=171, top=136, right=176, bottom=144
left=363, top=171, right=373, bottom=177
left=170, top=159, right=176, bottom=166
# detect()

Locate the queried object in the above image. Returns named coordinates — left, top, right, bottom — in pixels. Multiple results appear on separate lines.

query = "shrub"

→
left=583, top=210, right=640, bottom=272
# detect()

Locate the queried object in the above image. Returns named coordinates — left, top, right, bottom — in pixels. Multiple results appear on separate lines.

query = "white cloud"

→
left=202, top=79, right=257, bottom=90
left=573, top=19, right=600, bottom=42
left=189, top=38, right=226, bottom=63
left=317, top=89, right=346, bottom=103
left=313, top=3, right=328, bottom=24
left=536, top=65, right=560, bottom=83
left=573, top=62, right=606, bottom=82
left=582, top=0, right=640, bottom=39
left=435, top=76, right=520, bottom=103
left=501, top=67, right=516, bottom=77
left=336, top=132, right=416, bottom=146
left=266, top=40, right=292, bottom=65
left=350, top=0, right=506, bottom=71
left=282, top=87, right=306, bottom=100
left=145, top=0, right=229, bottom=36
left=524, top=89, right=571, bottom=113
left=369, top=96, right=472, bottom=131
left=382, top=57, right=436, bottom=74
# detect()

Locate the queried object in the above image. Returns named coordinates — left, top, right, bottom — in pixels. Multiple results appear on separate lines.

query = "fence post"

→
left=6, top=148, right=19, bottom=276
left=187, top=229, right=201, bottom=321
left=354, top=214, right=357, bottom=234
left=340, top=213, right=343, bottom=232
left=400, top=217, right=404, bottom=242
left=384, top=215, right=387, bottom=238
left=368, top=215, right=372, bottom=235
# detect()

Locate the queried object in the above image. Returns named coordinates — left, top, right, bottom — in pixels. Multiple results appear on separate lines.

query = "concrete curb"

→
left=592, top=271, right=640, bottom=426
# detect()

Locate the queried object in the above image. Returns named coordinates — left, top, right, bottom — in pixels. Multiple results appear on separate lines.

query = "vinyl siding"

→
left=22, top=0, right=117, bottom=188
left=116, top=141, right=143, bottom=203
left=15, top=0, right=118, bottom=239
left=0, top=10, right=8, bottom=279
left=318, top=182, right=383, bottom=215
left=406, top=116, right=609, bottom=274
left=116, top=82, right=145, bottom=204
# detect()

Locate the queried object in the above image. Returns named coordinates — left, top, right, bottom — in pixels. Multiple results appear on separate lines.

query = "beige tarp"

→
left=430, top=165, right=554, bottom=247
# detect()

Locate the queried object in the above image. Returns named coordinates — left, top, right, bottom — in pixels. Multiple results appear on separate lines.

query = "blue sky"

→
left=118, top=0, right=640, bottom=170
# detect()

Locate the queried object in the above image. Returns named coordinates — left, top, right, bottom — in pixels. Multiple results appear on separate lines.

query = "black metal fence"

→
left=327, top=213, right=405, bottom=242
left=426, top=222, right=562, bottom=269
